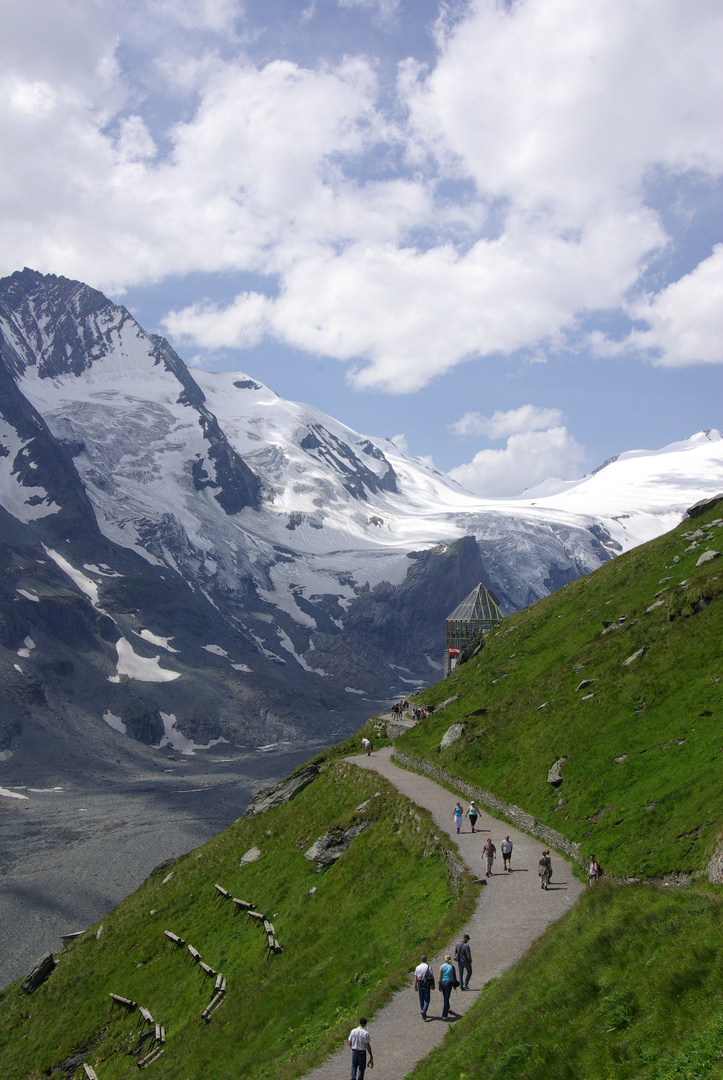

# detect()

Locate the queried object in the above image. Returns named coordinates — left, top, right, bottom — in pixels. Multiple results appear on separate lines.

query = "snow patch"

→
left=345, top=686, right=366, bottom=694
left=115, top=638, right=181, bottom=682
left=231, top=663, right=252, bottom=672
left=44, top=547, right=99, bottom=606
left=138, top=629, right=178, bottom=652
left=16, top=588, right=39, bottom=602
left=0, top=787, right=29, bottom=800
left=103, top=711, right=127, bottom=735
left=202, top=644, right=228, bottom=657
left=156, top=712, right=228, bottom=756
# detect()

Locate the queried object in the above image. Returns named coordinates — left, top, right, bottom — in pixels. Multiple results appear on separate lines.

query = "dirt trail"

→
left=302, top=747, right=584, bottom=1079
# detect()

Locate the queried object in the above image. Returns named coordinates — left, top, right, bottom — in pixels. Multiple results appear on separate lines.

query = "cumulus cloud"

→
left=0, top=0, right=721, bottom=386
left=450, top=405, right=564, bottom=439
left=448, top=427, right=586, bottom=498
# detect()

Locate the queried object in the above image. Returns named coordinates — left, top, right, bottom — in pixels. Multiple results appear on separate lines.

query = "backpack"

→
left=421, top=966, right=435, bottom=990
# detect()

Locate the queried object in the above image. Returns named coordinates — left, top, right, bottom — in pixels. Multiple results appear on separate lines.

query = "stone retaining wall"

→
left=392, top=751, right=582, bottom=864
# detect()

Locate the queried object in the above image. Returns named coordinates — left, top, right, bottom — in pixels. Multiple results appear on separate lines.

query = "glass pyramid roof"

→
left=446, top=583, right=502, bottom=624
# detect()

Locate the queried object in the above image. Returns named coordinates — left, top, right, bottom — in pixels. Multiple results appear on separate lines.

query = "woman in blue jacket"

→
left=438, top=954, right=457, bottom=1020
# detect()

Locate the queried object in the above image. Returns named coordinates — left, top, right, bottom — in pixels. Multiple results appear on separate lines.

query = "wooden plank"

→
left=232, top=898, right=252, bottom=915
left=163, top=930, right=184, bottom=948
left=154, top=1023, right=165, bottom=1044
left=137, top=1047, right=164, bottom=1069
left=202, top=992, right=225, bottom=1020
left=109, top=993, right=137, bottom=1010
left=82, top=1066, right=99, bottom=1080
left=139, top=1007, right=154, bottom=1025
left=214, top=884, right=231, bottom=901
left=214, top=973, right=226, bottom=993
left=186, top=945, right=201, bottom=963
left=199, top=961, right=216, bottom=977
left=246, top=910, right=264, bottom=926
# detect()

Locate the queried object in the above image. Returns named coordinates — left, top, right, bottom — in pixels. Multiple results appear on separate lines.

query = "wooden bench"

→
left=232, top=898, right=252, bottom=915
left=263, top=920, right=275, bottom=936
left=155, top=1023, right=165, bottom=1044
left=214, top=884, right=231, bottom=904
left=186, top=945, right=201, bottom=964
left=202, top=991, right=225, bottom=1021
left=136, top=1047, right=164, bottom=1069
left=109, top=993, right=137, bottom=1012
left=246, top=910, right=265, bottom=927
left=163, top=930, right=185, bottom=950
left=139, top=1007, right=154, bottom=1026
left=214, top=973, right=227, bottom=994
left=82, top=1066, right=99, bottom=1080
left=199, top=961, right=217, bottom=983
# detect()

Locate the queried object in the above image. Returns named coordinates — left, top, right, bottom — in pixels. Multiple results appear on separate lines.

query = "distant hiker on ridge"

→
left=465, top=800, right=479, bottom=833
left=361, top=737, right=373, bottom=757
left=501, top=835, right=513, bottom=872
left=452, top=801, right=463, bottom=834
left=348, top=1017, right=373, bottom=1078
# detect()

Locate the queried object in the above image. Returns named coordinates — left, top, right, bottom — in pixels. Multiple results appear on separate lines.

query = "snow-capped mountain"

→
left=1, top=268, right=721, bottom=771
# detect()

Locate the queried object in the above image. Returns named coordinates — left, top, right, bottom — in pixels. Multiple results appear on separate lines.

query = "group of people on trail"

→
left=390, top=699, right=409, bottom=717
left=451, top=800, right=479, bottom=833
left=412, top=931, right=473, bottom=1024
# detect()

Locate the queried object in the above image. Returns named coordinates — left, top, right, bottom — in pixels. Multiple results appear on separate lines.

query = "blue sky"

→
left=1, top=0, right=721, bottom=494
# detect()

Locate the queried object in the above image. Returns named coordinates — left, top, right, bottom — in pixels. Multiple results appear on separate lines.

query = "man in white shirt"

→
left=348, top=1017, right=373, bottom=1078
left=414, top=954, right=434, bottom=1020
left=501, top=835, right=513, bottom=872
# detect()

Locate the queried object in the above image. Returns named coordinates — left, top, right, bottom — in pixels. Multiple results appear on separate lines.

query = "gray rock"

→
left=581, top=692, right=595, bottom=701
left=433, top=695, right=459, bottom=714
left=696, top=550, right=720, bottom=567
left=547, top=757, right=567, bottom=786
left=244, top=764, right=319, bottom=817
left=20, top=952, right=56, bottom=994
left=304, top=822, right=370, bottom=869
left=647, top=600, right=665, bottom=613
left=576, top=679, right=595, bottom=690
left=707, top=837, right=723, bottom=885
left=622, top=646, right=647, bottom=666
left=440, top=723, right=465, bottom=751
left=239, top=846, right=261, bottom=866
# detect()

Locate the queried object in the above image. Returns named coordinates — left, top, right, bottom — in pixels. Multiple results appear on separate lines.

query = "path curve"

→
left=302, top=747, right=584, bottom=1079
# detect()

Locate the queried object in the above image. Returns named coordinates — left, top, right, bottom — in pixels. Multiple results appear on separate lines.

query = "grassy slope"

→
left=0, top=761, right=477, bottom=1080
left=409, top=883, right=723, bottom=1080
left=396, top=505, right=723, bottom=879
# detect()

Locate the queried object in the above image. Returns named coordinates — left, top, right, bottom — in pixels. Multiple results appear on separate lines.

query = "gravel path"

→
left=303, top=747, right=585, bottom=1079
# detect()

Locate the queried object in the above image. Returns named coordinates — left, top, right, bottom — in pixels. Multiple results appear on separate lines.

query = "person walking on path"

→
left=538, top=850, right=552, bottom=890
left=361, top=737, right=373, bottom=757
left=454, top=934, right=472, bottom=990
left=482, top=837, right=496, bottom=876
left=438, top=955, right=458, bottom=1020
left=588, top=855, right=600, bottom=886
left=501, top=835, right=513, bottom=872
left=451, top=801, right=463, bottom=834
left=414, top=955, right=435, bottom=1021
left=348, top=1017, right=373, bottom=1078
left=465, top=801, right=479, bottom=833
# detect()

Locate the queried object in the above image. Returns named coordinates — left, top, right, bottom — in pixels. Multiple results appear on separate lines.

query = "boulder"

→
left=576, top=679, right=595, bottom=691
left=239, top=846, right=261, bottom=866
left=440, top=723, right=465, bottom=751
left=622, top=647, right=648, bottom=666
left=20, top=952, right=56, bottom=994
left=304, top=822, right=370, bottom=869
left=433, top=695, right=459, bottom=713
left=696, top=550, right=720, bottom=567
left=547, top=757, right=567, bottom=786
left=244, top=764, right=319, bottom=817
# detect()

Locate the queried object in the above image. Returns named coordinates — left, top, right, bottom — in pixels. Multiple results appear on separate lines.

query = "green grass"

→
left=0, top=761, right=477, bottom=1080
left=395, top=504, right=723, bottom=878
left=407, top=883, right=723, bottom=1080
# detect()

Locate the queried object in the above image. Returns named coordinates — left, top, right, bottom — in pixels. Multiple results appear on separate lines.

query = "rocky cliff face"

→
left=1, top=269, right=720, bottom=777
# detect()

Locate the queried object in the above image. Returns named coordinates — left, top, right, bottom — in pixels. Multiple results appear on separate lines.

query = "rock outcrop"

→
left=244, top=764, right=319, bottom=817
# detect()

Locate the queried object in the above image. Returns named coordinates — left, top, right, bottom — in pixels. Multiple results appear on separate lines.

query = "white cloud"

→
left=450, top=405, right=564, bottom=439
left=628, top=246, right=723, bottom=366
left=0, top=0, right=721, bottom=389
left=448, top=427, right=586, bottom=498
left=338, top=0, right=401, bottom=22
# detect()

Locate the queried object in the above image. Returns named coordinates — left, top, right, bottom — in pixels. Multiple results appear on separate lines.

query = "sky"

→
left=1, top=0, right=721, bottom=496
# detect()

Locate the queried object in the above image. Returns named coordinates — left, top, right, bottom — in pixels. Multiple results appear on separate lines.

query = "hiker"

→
left=482, top=837, right=496, bottom=876
left=538, top=850, right=552, bottom=890
left=361, top=737, right=373, bottom=757
left=465, top=800, right=479, bottom=833
left=348, top=1017, right=373, bottom=1079
left=438, top=954, right=458, bottom=1020
left=588, top=855, right=600, bottom=885
left=501, top=835, right=513, bottom=872
left=414, top=954, right=435, bottom=1021
left=454, top=933, right=472, bottom=990
left=452, top=801, right=463, bottom=834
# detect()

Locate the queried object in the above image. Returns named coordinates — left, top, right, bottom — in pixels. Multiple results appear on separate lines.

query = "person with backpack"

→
left=588, top=855, right=601, bottom=885
left=414, top=954, right=435, bottom=1021
left=465, top=801, right=479, bottom=833
left=538, top=850, right=552, bottom=890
